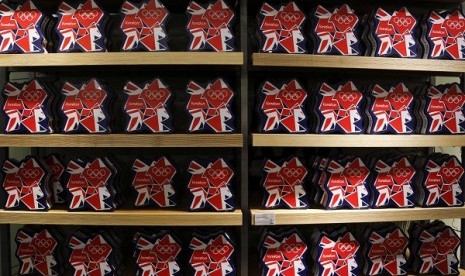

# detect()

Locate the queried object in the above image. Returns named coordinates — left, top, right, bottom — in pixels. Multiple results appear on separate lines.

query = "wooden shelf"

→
left=0, top=52, right=244, bottom=67
left=251, top=207, right=465, bottom=225
left=253, top=53, right=465, bottom=73
left=0, top=209, right=242, bottom=226
left=252, top=134, right=465, bottom=147
left=0, top=134, right=243, bottom=147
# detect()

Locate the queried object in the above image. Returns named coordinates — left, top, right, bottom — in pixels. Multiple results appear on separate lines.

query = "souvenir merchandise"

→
left=363, top=225, right=409, bottom=275
left=421, top=83, right=465, bottom=134
left=44, top=154, right=66, bottom=204
left=2, top=79, right=54, bottom=134
left=314, top=81, right=365, bottom=134
left=189, top=231, right=235, bottom=275
left=186, top=0, right=235, bottom=52
left=187, top=158, right=235, bottom=211
left=186, top=78, right=234, bottom=133
left=422, top=10, right=465, bottom=59
left=311, top=4, right=361, bottom=55
left=131, top=157, right=177, bottom=208
left=371, top=157, right=416, bottom=208
left=60, top=78, right=112, bottom=134
left=258, top=79, right=308, bottom=133
left=261, top=157, right=309, bottom=208
left=367, top=83, right=417, bottom=134
left=56, top=0, right=109, bottom=52
left=259, top=228, right=308, bottom=275
left=123, top=78, right=173, bottom=133
left=1, top=156, right=50, bottom=211
left=418, top=154, right=464, bottom=207
left=368, top=7, right=419, bottom=58
left=133, top=230, right=182, bottom=276
left=0, top=1, right=48, bottom=53
left=15, top=226, right=64, bottom=276
left=409, top=221, right=461, bottom=275
left=120, top=0, right=170, bottom=51
left=257, top=2, right=306, bottom=53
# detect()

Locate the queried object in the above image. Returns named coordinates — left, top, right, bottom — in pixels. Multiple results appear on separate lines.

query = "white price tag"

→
left=255, top=213, right=276, bottom=225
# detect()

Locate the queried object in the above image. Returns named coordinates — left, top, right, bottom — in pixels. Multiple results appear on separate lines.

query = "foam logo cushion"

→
left=44, top=154, right=66, bottom=204
left=425, top=10, right=465, bottom=59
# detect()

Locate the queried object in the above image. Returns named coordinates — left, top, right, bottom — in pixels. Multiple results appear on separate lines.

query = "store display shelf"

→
left=251, top=207, right=465, bottom=225
left=253, top=53, right=465, bottom=73
left=0, top=52, right=244, bottom=67
left=0, top=209, right=242, bottom=226
left=0, top=134, right=243, bottom=147
left=252, top=134, right=465, bottom=147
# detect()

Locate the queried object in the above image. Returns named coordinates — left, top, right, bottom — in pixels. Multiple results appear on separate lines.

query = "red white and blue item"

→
left=257, top=2, right=306, bottom=53
left=311, top=5, right=361, bottom=55
left=44, top=154, right=66, bottom=204
left=422, top=83, right=465, bottom=134
left=423, top=10, right=465, bottom=60
left=0, top=1, right=47, bottom=53
left=259, top=229, right=308, bottom=276
left=2, top=157, right=50, bottom=211
left=363, top=225, right=408, bottom=276
left=367, top=83, right=416, bottom=134
left=123, top=79, right=173, bottom=133
left=370, top=7, right=419, bottom=58
left=419, top=154, right=464, bottom=207
left=133, top=230, right=182, bottom=276
left=60, top=79, right=111, bottom=134
left=56, top=0, right=108, bottom=52
left=186, top=0, right=235, bottom=52
left=187, top=158, right=234, bottom=211
left=258, top=80, right=308, bottom=133
left=189, top=232, right=235, bottom=275
left=261, top=157, right=309, bottom=208
left=15, top=227, right=63, bottom=276
left=121, top=0, right=169, bottom=51
left=131, top=157, right=177, bottom=208
left=315, top=81, right=364, bottom=134
left=186, top=78, right=234, bottom=133
left=371, top=157, right=415, bottom=208
left=2, top=79, right=53, bottom=134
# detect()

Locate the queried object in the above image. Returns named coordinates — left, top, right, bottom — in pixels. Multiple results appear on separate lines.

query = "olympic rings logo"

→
left=282, top=90, right=302, bottom=101
left=209, top=245, right=228, bottom=254
left=207, top=169, right=228, bottom=179
left=392, top=168, right=412, bottom=177
left=345, top=168, right=365, bottom=177
left=337, top=243, right=355, bottom=252
left=144, top=90, right=165, bottom=101
left=82, top=90, right=102, bottom=101
left=17, top=11, right=37, bottom=21
left=282, top=167, right=303, bottom=177
left=85, top=169, right=106, bottom=179
left=339, top=92, right=357, bottom=102
left=438, top=237, right=456, bottom=247
left=389, top=93, right=409, bottom=103
left=444, top=95, right=463, bottom=104
left=50, top=164, right=62, bottom=174
left=33, top=238, right=53, bottom=248
left=77, top=10, right=99, bottom=19
left=22, top=90, right=42, bottom=101
left=207, top=10, right=229, bottom=20
left=141, top=9, right=162, bottom=19
left=385, top=239, right=404, bottom=247
left=87, top=244, right=107, bottom=255
left=156, top=244, right=177, bottom=254
left=334, top=14, right=354, bottom=24
left=150, top=167, right=172, bottom=177
left=280, top=12, right=301, bottom=23
left=394, top=17, right=412, bottom=26
left=282, top=244, right=303, bottom=253
left=207, top=90, right=228, bottom=100
left=20, top=169, right=40, bottom=179
left=442, top=168, right=461, bottom=177
left=447, top=20, right=465, bottom=30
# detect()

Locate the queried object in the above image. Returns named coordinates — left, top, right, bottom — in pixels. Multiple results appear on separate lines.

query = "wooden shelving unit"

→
left=0, top=209, right=242, bottom=226
left=252, top=134, right=465, bottom=147
left=253, top=53, right=465, bottom=73
left=1, top=52, right=244, bottom=67
left=251, top=207, right=465, bottom=225
left=0, top=134, right=243, bottom=147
